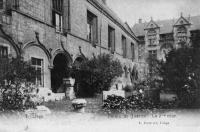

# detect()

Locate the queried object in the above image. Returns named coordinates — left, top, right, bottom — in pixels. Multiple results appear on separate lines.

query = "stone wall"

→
left=0, top=0, right=139, bottom=90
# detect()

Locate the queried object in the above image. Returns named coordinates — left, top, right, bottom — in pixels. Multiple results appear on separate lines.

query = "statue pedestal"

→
left=65, top=87, right=75, bottom=100
left=72, top=99, right=87, bottom=113
left=63, top=77, right=76, bottom=100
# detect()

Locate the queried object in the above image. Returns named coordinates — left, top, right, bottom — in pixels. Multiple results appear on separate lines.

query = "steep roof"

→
left=88, top=0, right=138, bottom=40
left=132, top=15, right=200, bottom=36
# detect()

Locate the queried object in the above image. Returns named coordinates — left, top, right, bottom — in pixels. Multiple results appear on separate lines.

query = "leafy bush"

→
left=102, top=95, right=127, bottom=115
left=159, top=46, right=200, bottom=108
left=72, top=54, right=123, bottom=97
left=102, top=94, right=177, bottom=116
left=0, top=57, right=38, bottom=111
left=123, top=85, right=134, bottom=92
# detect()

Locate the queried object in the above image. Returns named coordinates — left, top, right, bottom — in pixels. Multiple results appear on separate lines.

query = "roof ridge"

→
left=132, top=15, right=200, bottom=36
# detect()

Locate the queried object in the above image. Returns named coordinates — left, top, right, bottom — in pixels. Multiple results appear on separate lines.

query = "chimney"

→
left=102, top=0, right=106, bottom=4
left=139, top=19, right=142, bottom=24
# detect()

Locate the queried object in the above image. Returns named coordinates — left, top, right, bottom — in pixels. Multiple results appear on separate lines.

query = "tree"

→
left=159, top=46, right=200, bottom=107
left=72, top=54, right=123, bottom=97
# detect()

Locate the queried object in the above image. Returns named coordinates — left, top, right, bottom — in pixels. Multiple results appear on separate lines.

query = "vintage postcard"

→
left=0, top=0, right=200, bottom=132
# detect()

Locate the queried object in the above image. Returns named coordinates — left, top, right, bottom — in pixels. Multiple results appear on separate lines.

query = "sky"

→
left=106, top=0, right=200, bottom=26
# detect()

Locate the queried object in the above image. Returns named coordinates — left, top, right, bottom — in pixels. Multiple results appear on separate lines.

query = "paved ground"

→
left=0, top=109, right=200, bottom=132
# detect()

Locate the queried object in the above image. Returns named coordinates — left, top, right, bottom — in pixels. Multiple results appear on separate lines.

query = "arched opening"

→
left=51, top=53, right=71, bottom=93
left=72, top=57, right=85, bottom=96
left=73, top=57, right=84, bottom=69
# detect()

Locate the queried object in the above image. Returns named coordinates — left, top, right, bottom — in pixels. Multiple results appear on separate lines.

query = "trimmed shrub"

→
left=72, top=54, right=123, bottom=97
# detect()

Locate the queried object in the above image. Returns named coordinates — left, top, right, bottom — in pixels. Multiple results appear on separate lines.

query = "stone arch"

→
left=73, top=53, right=87, bottom=61
left=52, top=48, right=73, bottom=67
left=73, top=55, right=86, bottom=69
left=23, top=41, right=52, bottom=63
left=22, top=42, right=52, bottom=88
left=0, top=26, right=20, bottom=56
left=51, top=50, right=73, bottom=93
left=0, top=37, right=18, bottom=58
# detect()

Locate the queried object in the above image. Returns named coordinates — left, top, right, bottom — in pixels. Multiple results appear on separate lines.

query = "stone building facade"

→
left=0, top=0, right=139, bottom=92
left=133, top=14, right=200, bottom=76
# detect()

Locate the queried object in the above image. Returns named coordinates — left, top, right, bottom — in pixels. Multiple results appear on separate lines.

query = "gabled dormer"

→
left=144, top=18, right=160, bottom=48
left=174, top=14, right=191, bottom=27
left=173, top=13, right=191, bottom=48
left=145, top=18, right=160, bottom=30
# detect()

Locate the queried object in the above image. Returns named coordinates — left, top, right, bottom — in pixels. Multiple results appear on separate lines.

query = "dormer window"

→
left=177, top=26, right=187, bottom=44
left=147, top=29, right=156, bottom=36
left=147, top=29, right=157, bottom=46
left=177, top=26, right=187, bottom=34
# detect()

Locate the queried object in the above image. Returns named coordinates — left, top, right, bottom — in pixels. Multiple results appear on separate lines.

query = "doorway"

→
left=51, top=53, right=70, bottom=93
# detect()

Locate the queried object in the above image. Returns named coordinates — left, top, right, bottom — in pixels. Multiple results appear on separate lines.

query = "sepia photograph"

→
left=0, top=0, right=200, bottom=132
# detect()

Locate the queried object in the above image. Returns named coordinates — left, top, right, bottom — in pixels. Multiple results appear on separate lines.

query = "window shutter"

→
left=63, top=0, right=70, bottom=33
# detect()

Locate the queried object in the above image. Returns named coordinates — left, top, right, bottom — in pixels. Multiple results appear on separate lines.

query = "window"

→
left=87, top=10, right=98, bottom=45
left=131, top=43, right=135, bottom=61
left=0, top=0, right=19, bottom=10
left=52, top=0, right=63, bottom=32
left=108, top=25, right=115, bottom=53
left=3, top=0, right=19, bottom=10
left=147, top=29, right=157, bottom=46
left=148, top=50, right=157, bottom=76
left=138, top=45, right=142, bottom=60
left=148, top=38, right=156, bottom=46
left=12, top=0, right=19, bottom=9
left=2, top=14, right=11, bottom=24
left=177, top=26, right=187, bottom=45
left=0, top=46, right=8, bottom=58
left=122, top=35, right=127, bottom=58
left=0, top=0, right=3, bottom=9
left=0, top=45, right=8, bottom=79
left=31, top=57, right=44, bottom=87
left=63, top=0, right=70, bottom=32
left=148, top=50, right=157, bottom=60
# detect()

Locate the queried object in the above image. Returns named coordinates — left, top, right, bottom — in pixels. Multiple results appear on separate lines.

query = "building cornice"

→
left=87, top=0, right=139, bottom=42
